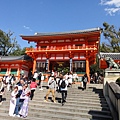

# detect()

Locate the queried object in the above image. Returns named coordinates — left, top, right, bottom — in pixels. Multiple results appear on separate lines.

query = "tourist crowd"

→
left=0, top=70, right=89, bottom=118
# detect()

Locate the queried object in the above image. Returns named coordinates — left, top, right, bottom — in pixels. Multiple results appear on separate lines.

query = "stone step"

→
left=4, top=94, right=105, bottom=100
left=0, top=112, right=100, bottom=120
left=35, top=88, right=104, bottom=93
left=2, top=96, right=108, bottom=107
left=33, top=93, right=105, bottom=99
left=0, top=112, right=60, bottom=120
left=32, top=96, right=107, bottom=103
left=3, top=92, right=106, bottom=100
left=4, top=90, right=104, bottom=96
left=2, top=102, right=110, bottom=112
left=1, top=99, right=110, bottom=110
left=0, top=107, right=112, bottom=120
left=1, top=102, right=111, bottom=115
left=1, top=101, right=108, bottom=110
left=0, top=84, right=112, bottom=120
left=34, top=93, right=104, bottom=97
left=4, top=88, right=104, bottom=94
left=35, top=94, right=107, bottom=102
left=27, top=109, right=112, bottom=120
left=32, top=100, right=108, bottom=107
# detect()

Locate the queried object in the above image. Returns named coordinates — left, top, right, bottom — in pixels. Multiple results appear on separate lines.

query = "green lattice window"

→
left=11, top=69, right=17, bottom=75
left=0, top=69, right=7, bottom=74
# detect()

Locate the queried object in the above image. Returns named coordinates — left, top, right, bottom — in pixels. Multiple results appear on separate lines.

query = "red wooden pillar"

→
left=32, top=54, right=38, bottom=74
left=86, top=57, right=90, bottom=82
left=17, top=65, right=21, bottom=79
left=32, top=58, right=37, bottom=74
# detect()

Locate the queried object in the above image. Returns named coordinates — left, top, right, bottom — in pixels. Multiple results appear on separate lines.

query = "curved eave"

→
left=20, top=28, right=101, bottom=42
left=0, top=60, right=25, bottom=63
left=0, top=55, right=32, bottom=61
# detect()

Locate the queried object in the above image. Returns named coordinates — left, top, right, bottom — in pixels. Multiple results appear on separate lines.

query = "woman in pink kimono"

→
left=9, top=86, right=18, bottom=116
left=19, top=90, right=30, bottom=118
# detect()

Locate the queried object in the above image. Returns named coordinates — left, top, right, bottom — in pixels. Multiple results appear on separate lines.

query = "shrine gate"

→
left=20, top=28, right=101, bottom=81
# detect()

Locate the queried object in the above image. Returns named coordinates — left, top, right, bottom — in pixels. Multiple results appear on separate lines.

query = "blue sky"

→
left=0, top=0, right=120, bottom=48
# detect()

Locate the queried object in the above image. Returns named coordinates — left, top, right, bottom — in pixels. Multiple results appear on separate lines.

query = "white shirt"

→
left=65, top=74, right=69, bottom=79
left=33, top=72, right=38, bottom=79
left=6, top=76, right=11, bottom=83
left=41, top=75, right=44, bottom=81
left=73, top=74, right=78, bottom=79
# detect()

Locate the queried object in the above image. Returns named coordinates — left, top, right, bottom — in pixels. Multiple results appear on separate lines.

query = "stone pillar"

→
left=70, top=58, right=72, bottom=72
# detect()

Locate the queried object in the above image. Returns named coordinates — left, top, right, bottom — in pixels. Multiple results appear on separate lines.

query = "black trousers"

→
left=30, top=89, right=35, bottom=100
left=83, top=81, right=87, bottom=89
left=61, top=90, right=67, bottom=103
left=0, top=95, right=2, bottom=102
left=38, top=80, right=41, bottom=87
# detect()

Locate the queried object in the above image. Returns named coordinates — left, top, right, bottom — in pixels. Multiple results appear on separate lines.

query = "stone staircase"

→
left=0, top=83, right=113, bottom=120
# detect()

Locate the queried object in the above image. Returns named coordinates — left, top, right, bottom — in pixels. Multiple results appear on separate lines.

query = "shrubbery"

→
left=116, top=77, right=120, bottom=86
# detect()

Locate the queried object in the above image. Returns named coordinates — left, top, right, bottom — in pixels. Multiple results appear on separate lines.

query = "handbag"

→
left=46, top=86, right=49, bottom=89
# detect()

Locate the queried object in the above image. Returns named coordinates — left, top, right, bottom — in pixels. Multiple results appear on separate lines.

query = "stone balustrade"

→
left=103, top=69, right=120, bottom=120
left=106, top=82, right=120, bottom=120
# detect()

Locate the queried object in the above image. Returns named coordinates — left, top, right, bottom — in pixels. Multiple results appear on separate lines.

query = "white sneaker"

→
left=16, top=115, right=20, bottom=117
left=12, top=114, right=15, bottom=117
left=44, top=100, right=48, bottom=102
left=39, top=88, right=43, bottom=90
left=0, top=101, right=3, bottom=105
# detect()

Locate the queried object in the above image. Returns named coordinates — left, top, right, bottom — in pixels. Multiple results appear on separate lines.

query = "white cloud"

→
left=100, top=0, right=120, bottom=15
left=23, top=25, right=33, bottom=31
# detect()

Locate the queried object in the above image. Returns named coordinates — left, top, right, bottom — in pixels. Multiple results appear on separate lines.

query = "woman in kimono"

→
left=9, top=86, right=18, bottom=116
left=19, top=90, right=31, bottom=118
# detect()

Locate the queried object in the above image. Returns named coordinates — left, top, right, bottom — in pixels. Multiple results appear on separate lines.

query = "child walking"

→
left=30, top=78, right=37, bottom=100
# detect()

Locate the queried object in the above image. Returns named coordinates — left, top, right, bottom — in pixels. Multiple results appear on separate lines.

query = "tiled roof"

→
left=20, top=27, right=101, bottom=37
left=35, top=28, right=101, bottom=36
left=0, top=55, right=32, bottom=61
left=100, top=52, right=120, bottom=60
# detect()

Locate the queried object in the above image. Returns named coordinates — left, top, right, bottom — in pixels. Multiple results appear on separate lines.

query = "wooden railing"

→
left=26, top=45, right=97, bottom=52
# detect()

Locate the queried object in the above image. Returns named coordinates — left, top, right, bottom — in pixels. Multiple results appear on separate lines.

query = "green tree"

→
left=10, top=45, right=33, bottom=56
left=10, top=46, right=26, bottom=56
left=0, top=29, right=19, bottom=56
left=101, top=22, right=120, bottom=52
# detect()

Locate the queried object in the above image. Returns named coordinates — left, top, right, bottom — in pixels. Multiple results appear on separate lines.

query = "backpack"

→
left=61, top=80, right=66, bottom=88
left=83, top=77, right=87, bottom=82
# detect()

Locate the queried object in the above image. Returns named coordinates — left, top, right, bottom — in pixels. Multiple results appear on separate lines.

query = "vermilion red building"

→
left=0, top=55, right=32, bottom=78
left=21, top=28, right=101, bottom=81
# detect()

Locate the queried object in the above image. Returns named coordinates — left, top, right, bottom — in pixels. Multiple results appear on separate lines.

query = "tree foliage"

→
left=0, top=29, right=19, bottom=56
left=0, top=29, right=30, bottom=56
left=101, top=22, right=120, bottom=52
left=10, top=46, right=33, bottom=56
left=10, top=46, right=26, bottom=56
